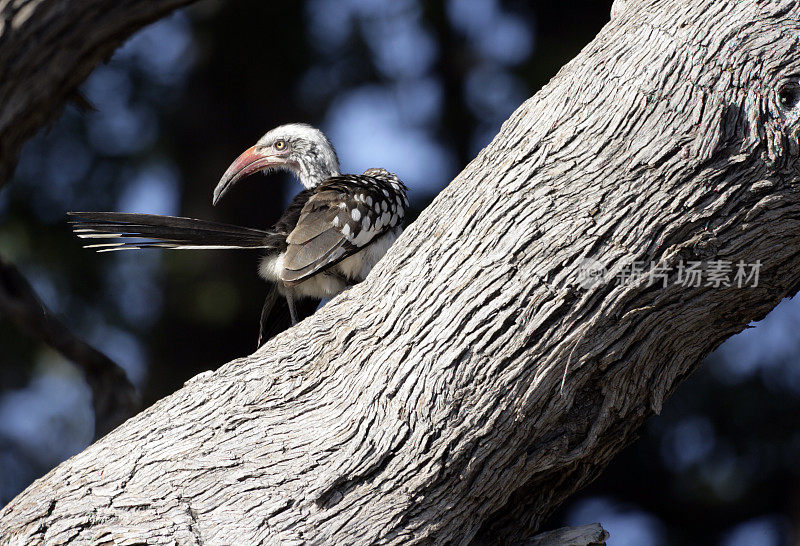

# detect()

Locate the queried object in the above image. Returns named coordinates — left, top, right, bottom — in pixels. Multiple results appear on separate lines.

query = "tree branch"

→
left=2, top=0, right=800, bottom=543
left=0, top=0, right=198, bottom=188
left=0, top=255, right=140, bottom=438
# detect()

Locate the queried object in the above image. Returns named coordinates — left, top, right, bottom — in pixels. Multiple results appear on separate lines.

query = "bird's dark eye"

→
left=274, top=139, right=287, bottom=151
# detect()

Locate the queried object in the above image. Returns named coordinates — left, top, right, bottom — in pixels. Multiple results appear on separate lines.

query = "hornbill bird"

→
left=69, top=124, right=408, bottom=346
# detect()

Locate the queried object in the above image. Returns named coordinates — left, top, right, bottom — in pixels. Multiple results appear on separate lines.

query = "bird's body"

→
left=258, top=170, right=405, bottom=299
left=70, top=124, right=408, bottom=345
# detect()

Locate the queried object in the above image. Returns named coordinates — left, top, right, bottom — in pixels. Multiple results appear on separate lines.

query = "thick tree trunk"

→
left=2, top=0, right=800, bottom=544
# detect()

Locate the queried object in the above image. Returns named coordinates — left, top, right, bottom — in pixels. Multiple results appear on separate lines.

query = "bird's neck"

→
left=298, top=163, right=340, bottom=189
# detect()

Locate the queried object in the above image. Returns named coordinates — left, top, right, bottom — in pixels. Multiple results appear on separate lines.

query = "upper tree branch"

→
left=0, top=0, right=198, bottom=188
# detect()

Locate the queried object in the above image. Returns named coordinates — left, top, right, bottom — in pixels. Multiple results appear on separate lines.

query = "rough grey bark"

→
left=2, top=0, right=800, bottom=544
left=0, top=0, right=197, bottom=188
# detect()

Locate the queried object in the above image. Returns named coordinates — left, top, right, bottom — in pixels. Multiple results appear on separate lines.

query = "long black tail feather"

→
left=68, top=212, right=281, bottom=252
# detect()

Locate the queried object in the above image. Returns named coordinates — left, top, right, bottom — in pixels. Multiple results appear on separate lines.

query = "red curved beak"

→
left=213, top=146, right=286, bottom=205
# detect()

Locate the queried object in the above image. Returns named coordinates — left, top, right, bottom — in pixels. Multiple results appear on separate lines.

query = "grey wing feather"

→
left=286, top=191, right=341, bottom=245
left=282, top=205, right=351, bottom=283
left=284, top=229, right=347, bottom=273
left=282, top=196, right=360, bottom=284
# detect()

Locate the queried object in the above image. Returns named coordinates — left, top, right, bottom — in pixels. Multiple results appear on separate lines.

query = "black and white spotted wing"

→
left=281, top=168, right=408, bottom=284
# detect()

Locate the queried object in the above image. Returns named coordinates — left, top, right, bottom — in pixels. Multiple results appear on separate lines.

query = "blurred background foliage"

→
left=1, top=1, right=799, bottom=544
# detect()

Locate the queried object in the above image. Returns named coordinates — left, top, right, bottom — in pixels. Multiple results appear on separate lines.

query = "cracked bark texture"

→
left=0, top=0, right=197, bottom=188
left=2, top=0, right=800, bottom=544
